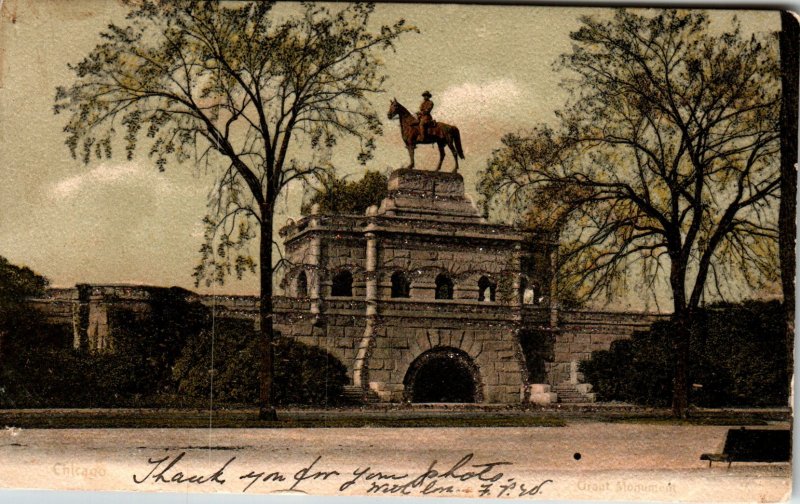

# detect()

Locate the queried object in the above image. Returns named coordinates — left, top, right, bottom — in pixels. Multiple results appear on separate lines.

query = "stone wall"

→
left=272, top=299, right=526, bottom=403
left=273, top=299, right=365, bottom=383
left=375, top=235, right=523, bottom=302
left=362, top=300, right=526, bottom=403
left=546, top=310, right=669, bottom=385
left=28, top=284, right=157, bottom=352
left=27, top=286, right=666, bottom=402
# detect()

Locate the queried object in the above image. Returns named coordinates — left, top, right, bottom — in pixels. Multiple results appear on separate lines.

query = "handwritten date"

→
left=132, top=451, right=552, bottom=498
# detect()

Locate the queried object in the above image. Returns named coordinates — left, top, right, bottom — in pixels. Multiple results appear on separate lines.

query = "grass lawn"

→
left=601, top=415, right=771, bottom=426
left=1, top=405, right=786, bottom=429
left=0, top=410, right=566, bottom=429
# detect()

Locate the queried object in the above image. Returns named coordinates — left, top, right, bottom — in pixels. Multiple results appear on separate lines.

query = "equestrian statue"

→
left=387, top=91, right=465, bottom=173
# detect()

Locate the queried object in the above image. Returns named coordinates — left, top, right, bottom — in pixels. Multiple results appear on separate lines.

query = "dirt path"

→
left=0, top=421, right=790, bottom=501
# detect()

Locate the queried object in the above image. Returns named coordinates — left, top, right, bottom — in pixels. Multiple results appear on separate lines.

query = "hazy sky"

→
left=0, top=1, right=779, bottom=308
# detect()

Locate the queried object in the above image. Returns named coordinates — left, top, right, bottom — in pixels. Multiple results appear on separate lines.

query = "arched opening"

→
left=403, top=347, right=481, bottom=403
left=478, top=276, right=496, bottom=302
left=296, top=271, right=308, bottom=297
left=391, top=271, right=411, bottom=298
left=520, top=278, right=541, bottom=305
left=331, top=270, right=353, bottom=297
left=435, top=273, right=453, bottom=300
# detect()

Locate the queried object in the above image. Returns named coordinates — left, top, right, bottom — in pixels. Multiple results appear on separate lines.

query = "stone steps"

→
left=341, top=385, right=380, bottom=404
left=552, top=383, right=596, bottom=404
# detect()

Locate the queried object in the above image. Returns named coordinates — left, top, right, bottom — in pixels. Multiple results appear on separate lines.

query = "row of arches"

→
left=393, top=271, right=464, bottom=300
left=293, top=270, right=540, bottom=303
left=294, top=270, right=355, bottom=297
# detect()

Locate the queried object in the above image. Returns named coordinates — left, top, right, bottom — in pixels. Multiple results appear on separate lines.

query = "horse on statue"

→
left=387, top=99, right=465, bottom=172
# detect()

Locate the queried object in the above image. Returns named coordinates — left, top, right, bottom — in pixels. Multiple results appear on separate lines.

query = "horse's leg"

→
left=406, top=145, right=415, bottom=170
left=449, top=141, right=459, bottom=173
left=436, top=142, right=445, bottom=171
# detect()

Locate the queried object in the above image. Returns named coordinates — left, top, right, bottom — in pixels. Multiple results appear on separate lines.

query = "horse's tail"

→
left=453, top=127, right=465, bottom=159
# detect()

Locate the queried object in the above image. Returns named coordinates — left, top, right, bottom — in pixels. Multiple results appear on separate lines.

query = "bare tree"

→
left=779, top=12, right=798, bottom=397
left=479, top=10, right=781, bottom=417
left=54, top=1, right=415, bottom=419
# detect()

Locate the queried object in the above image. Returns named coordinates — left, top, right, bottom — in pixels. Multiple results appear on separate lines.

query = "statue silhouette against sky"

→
left=388, top=91, right=465, bottom=172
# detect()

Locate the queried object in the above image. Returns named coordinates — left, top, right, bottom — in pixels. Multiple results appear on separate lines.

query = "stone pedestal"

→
left=528, top=383, right=558, bottom=405
left=378, top=168, right=483, bottom=222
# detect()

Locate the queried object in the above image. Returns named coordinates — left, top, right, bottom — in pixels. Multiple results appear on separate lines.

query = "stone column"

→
left=569, top=360, right=579, bottom=385
left=73, top=284, right=91, bottom=351
left=549, top=244, right=559, bottom=329
left=354, top=231, right=378, bottom=388
left=365, top=232, right=378, bottom=306
left=511, top=244, right=522, bottom=307
left=309, top=231, right=322, bottom=317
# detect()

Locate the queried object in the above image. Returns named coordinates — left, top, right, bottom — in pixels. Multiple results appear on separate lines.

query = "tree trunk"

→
left=669, top=258, right=690, bottom=418
left=779, top=11, right=798, bottom=404
left=258, top=211, right=277, bottom=421
left=671, top=309, right=691, bottom=418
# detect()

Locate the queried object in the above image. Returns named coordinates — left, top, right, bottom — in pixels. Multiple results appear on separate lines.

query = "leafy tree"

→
left=301, top=169, right=388, bottom=216
left=0, top=256, right=47, bottom=300
left=779, top=12, right=798, bottom=394
left=479, top=10, right=780, bottom=417
left=55, top=1, right=415, bottom=418
left=0, top=256, right=48, bottom=359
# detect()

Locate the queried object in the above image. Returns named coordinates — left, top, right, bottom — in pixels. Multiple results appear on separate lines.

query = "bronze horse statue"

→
left=387, top=99, right=465, bottom=172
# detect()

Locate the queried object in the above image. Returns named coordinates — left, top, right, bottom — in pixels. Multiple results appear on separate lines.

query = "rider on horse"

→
left=417, top=91, right=434, bottom=142
left=386, top=95, right=464, bottom=172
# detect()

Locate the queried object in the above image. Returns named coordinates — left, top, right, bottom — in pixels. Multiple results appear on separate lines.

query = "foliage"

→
left=1, top=287, right=208, bottom=408
left=579, top=327, right=673, bottom=407
left=0, top=349, right=143, bottom=408
left=173, top=320, right=348, bottom=405
left=0, top=256, right=49, bottom=352
left=301, top=170, right=388, bottom=216
left=478, top=10, right=780, bottom=307
left=1, top=296, right=347, bottom=407
left=54, top=0, right=415, bottom=413
left=518, top=329, right=554, bottom=383
left=53, top=0, right=415, bottom=287
left=0, top=256, right=47, bottom=301
left=580, top=301, right=789, bottom=407
left=108, top=287, right=210, bottom=395
left=477, top=9, right=780, bottom=415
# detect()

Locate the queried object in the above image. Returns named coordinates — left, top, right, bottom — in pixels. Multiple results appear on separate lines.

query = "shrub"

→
left=1, top=284, right=213, bottom=408
left=173, top=320, right=348, bottom=406
left=0, top=348, right=142, bottom=408
left=109, top=287, right=210, bottom=396
left=580, top=301, right=789, bottom=407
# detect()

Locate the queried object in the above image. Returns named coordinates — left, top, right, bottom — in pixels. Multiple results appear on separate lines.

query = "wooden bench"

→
left=701, top=427, right=791, bottom=468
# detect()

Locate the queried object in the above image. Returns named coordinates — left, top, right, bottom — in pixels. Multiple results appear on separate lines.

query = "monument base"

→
left=377, top=168, right=483, bottom=223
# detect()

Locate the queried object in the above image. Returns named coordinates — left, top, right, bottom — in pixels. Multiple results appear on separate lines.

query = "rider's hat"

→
left=422, top=90, right=432, bottom=98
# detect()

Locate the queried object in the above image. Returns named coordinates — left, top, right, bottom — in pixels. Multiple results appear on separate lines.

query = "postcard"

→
left=0, top=1, right=794, bottom=501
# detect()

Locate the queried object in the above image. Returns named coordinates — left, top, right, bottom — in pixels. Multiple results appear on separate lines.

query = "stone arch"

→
left=403, top=347, right=483, bottom=403
left=477, top=275, right=497, bottom=302
left=519, top=275, right=541, bottom=305
left=296, top=270, right=308, bottom=297
left=435, top=272, right=454, bottom=300
left=330, top=270, right=353, bottom=297
left=391, top=271, right=411, bottom=298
